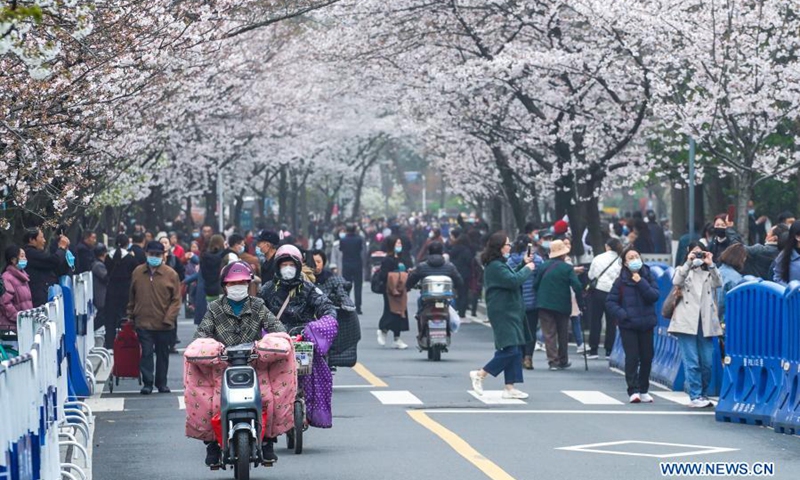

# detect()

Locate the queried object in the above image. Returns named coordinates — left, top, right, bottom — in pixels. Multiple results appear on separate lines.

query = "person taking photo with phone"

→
left=668, top=242, right=723, bottom=408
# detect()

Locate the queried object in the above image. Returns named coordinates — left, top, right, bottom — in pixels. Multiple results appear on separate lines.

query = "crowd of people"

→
left=0, top=205, right=798, bottom=412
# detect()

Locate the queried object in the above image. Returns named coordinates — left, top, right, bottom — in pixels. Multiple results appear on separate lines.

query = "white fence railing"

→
left=1, top=272, right=107, bottom=480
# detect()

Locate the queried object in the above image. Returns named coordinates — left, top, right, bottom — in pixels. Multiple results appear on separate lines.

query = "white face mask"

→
left=281, top=266, right=297, bottom=280
left=691, top=258, right=704, bottom=268
left=226, top=284, right=249, bottom=302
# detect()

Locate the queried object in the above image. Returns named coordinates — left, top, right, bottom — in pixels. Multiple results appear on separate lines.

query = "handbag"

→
left=661, top=285, right=683, bottom=320
left=370, top=268, right=385, bottom=294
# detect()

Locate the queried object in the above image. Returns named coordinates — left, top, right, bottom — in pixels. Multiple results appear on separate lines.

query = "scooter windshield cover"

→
left=226, top=369, right=255, bottom=388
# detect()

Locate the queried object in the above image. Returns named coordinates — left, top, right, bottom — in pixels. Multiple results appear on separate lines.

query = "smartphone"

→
left=527, top=244, right=533, bottom=257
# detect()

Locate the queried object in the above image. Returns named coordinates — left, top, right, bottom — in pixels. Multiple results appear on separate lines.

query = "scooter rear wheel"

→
left=431, top=346, right=442, bottom=362
left=233, top=430, right=250, bottom=480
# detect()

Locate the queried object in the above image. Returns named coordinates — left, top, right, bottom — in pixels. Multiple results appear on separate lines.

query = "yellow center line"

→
left=407, top=410, right=516, bottom=480
left=352, top=362, right=388, bottom=388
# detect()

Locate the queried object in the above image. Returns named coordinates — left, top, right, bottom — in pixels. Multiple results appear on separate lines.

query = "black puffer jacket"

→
left=605, top=265, right=660, bottom=331
left=259, top=278, right=337, bottom=333
left=405, top=254, right=464, bottom=292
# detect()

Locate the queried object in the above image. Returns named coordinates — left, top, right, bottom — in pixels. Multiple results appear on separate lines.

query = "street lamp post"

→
left=688, top=138, right=696, bottom=239
left=217, top=168, right=224, bottom=234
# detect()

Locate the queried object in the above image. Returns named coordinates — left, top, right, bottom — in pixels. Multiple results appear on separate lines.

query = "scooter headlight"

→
left=226, top=370, right=254, bottom=387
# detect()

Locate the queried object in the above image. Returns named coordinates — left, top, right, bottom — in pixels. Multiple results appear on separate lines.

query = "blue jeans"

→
left=484, top=345, right=524, bottom=385
left=675, top=329, right=714, bottom=400
left=571, top=315, right=583, bottom=346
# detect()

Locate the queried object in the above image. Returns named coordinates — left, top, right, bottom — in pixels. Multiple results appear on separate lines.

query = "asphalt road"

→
left=92, top=287, right=800, bottom=480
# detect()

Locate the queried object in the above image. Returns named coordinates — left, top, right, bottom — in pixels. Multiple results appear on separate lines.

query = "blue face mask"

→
left=533, top=234, right=540, bottom=242
left=65, top=250, right=75, bottom=269
left=339, top=232, right=346, bottom=240
left=17, top=259, right=27, bottom=270
left=147, top=256, right=163, bottom=267
left=192, top=232, right=200, bottom=239
left=395, top=245, right=403, bottom=254
left=503, top=252, right=510, bottom=259
left=542, top=241, right=552, bottom=250
left=628, top=259, right=643, bottom=272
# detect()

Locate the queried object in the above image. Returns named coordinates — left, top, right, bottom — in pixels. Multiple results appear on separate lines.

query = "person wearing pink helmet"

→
left=259, top=244, right=339, bottom=430
left=194, top=260, right=285, bottom=466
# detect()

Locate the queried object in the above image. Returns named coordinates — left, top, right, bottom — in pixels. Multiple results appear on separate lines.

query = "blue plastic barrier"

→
left=647, top=265, right=686, bottom=391
left=716, top=281, right=787, bottom=426
left=59, top=277, right=91, bottom=397
left=772, top=281, right=800, bottom=434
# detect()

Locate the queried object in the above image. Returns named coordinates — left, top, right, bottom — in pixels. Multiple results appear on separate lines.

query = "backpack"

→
left=370, top=268, right=385, bottom=294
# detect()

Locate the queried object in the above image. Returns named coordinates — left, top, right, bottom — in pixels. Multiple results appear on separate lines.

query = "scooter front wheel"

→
left=293, top=401, right=304, bottom=454
left=233, top=430, right=251, bottom=480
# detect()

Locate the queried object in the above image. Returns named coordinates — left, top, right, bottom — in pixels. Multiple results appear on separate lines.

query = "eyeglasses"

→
left=504, top=243, right=512, bottom=246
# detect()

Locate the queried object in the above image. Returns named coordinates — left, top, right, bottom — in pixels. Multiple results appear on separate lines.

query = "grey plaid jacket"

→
left=194, top=296, right=285, bottom=346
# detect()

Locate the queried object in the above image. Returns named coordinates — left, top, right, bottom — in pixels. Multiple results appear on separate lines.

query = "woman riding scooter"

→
left=194, top=261, right=286, bottom=466
left=259, top=245, right=339, bottom=428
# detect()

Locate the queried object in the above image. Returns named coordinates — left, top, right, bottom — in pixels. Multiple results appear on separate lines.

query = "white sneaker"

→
left=469, top=371, right=484, bottom=395
left=576, top=344, right=589, bottom=354
left=640, top=393, right=654, bottom=403
left=502, top=389, right=529, bottom=400
left=377, top=329, right=386, bottom=346
left=629, top=393, right=641, bottom=403
left=392, top=338, right=408, bottom=350
left=534, top=341, right=545, bottom=352
left=689, top=398, right=713, bottom=408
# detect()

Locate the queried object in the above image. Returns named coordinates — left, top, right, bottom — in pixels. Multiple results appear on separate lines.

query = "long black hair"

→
left=480, top=231, right=508, bottom=266
left=779, top=221, right=800, bottom=283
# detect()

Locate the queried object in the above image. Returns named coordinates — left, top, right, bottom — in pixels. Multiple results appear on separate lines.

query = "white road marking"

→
left=84, top=397, right=125, bottom=412
left=333, top=385, right=375, bottom=390
left=556, top=440, right=738, bottom=458
left=651, top=391, right=692, bottom=406
left=468, top=390, right=526, bottom=405
left=562, top=390, right=624, bottom=405
left=371, top=390, right=423, bottom=405
left=178, top=397, right=185, bottom=410
left=420, top=409, right=714, bottom=416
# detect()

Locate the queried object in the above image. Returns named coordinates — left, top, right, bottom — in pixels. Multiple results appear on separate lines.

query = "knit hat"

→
left=553, top=220, right=569, bottom=236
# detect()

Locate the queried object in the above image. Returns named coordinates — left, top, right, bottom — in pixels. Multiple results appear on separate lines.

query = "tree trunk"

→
left=299, top=172, right=309, bottom=237
left=734, top=172, right=754, bottom=241
left=289, top=172, right=299, bottom=233
left=490, top=144, right=526, bottom=233
left=703, top=172, right=727, bottom=221
left=490, top=197, right=503, bottom=233
left=796, top=170, right=800, bottom=215
left=204, top=183, right=217, bottom=231
left=671, top=186, right=687, bottom=239
left=529, top=183, right=541, bottom=226
left=278, top=165, right=288, bottom=226
left=185, top=197, right=194, bottom=230
left=352, top=159, right=378, bottom=222
left=233, top=190, right=245, bottom=230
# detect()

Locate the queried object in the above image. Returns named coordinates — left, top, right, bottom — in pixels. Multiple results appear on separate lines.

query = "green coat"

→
left=532, top=259, right=583, bottom=315
left=484, top=259, right=534, bottom=350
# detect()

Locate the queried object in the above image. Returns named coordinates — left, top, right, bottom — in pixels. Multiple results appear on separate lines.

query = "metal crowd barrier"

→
left=715, top=280, right=795, bottom=428
left=1, top=272, right=102, bottom=479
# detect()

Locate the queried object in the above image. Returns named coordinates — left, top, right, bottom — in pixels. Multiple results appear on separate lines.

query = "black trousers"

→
left=588, top=289, right=616, bottom=355
left=455, top=284, right=469, bottom=317
left=137, top=328, right=172, bottom=389
left=343, top=271, right=363, bottom=310
left=619, top=328, right=654, bottom=395
left=523, top=309, right=539, bottom=356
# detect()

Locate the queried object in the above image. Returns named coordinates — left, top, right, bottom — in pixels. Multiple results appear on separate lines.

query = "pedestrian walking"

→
left=532, top=240, right=585, bottom=370
left=562, top=238, right=586, bottom=354
left=91, top=244, right=109, bottom=340
left=447, top=228, right=475, bottom=319
left=340, top=223, right=365, bottom=315
left=773, top=221, right=800, bottom=285
left=377, top=236, right=410, bottom=349
left=469, top=232, right=535, bottom=399
left=200, top=234, right=228, bottom=302
left=127, top=241, right=182, bottom=394
left=507, top=235, right=543, bottom=370
left=75, top=230, right=98, bottom=274
left=0, top=246, right=32, bottom=331
left=104, top=234, right=140, bottom=348
left=586, top=239, right=623, bottom=359
left=23, top=228, right=70, bottom=307
left=669, top=242, right=722, bottom=408
left=606, top=247, right=660, bottom=403
left=256, top=230, right=280, bottom=283
left=129, top=231, right=147, bottom=265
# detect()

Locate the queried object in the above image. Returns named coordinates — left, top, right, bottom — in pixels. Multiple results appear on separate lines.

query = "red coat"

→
left=0, top=267, right=33, bottom=330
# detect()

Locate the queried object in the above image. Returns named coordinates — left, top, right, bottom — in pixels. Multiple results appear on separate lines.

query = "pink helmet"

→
left=274, top=244, right=302, bottom=263
left=219, top=261, right=254, bottom=286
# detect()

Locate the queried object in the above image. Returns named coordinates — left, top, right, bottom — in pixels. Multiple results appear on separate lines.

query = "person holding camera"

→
left=668, top=242, right=723, bottom=408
